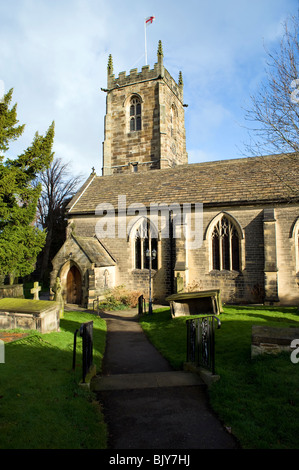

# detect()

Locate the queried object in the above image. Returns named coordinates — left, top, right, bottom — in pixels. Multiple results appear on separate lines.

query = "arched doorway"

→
left=66, top=265, right=82, bottom=304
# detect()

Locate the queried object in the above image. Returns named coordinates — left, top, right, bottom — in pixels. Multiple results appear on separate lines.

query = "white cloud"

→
left=0, top=0, right=298, bottom=177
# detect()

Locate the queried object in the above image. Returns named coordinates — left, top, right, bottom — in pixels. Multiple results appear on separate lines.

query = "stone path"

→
left=92, top=308, right=239, bottom=450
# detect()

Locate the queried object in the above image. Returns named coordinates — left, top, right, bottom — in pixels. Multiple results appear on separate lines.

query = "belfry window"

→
left=129, top=96, right=142, bottom=131
left=211, top=216, right=240, bottom=271
left=133, top=219, right=157, bottom=270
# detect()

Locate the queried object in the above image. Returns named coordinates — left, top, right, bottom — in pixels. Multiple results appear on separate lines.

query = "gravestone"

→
left=251, top=325, right=299, bottom=357
left=0, top=284, right=24, bottom=299
left=0, top=298, right=60, bottom=333
left=30, top=282, right=41, bottom=300
left=166, top=290, right=222, bottom=317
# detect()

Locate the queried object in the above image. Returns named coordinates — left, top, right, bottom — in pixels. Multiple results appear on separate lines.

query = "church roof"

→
left=67, top=153, right=299, bottom=214
left=73, top=236, right=116, bottom=266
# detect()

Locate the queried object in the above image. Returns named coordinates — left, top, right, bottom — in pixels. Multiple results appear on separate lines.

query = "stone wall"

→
left=186, top=205, right=299, bottom=305
left=64, top=201, right=299, bottom=305
left=50, top=237, right=90, bottom=305
left=0, top=284, right=24, bottom=299
left=187, top=206, right=265, bottom=304
left=275, top=204, right=299, bottom=305
left=103, top=56, right=187, bottom=175
left=69, top=214, right=173, bottom=303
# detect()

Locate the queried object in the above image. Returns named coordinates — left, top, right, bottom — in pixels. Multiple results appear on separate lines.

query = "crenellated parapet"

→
left=107, top=41, right=184, bottom=104
left=103, top=40, right=188, bottom=175
left=108, top=63, right=160, bottom=87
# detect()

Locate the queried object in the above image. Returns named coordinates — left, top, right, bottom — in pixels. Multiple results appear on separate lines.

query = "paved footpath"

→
left=91, top=309, right=239, bottom=450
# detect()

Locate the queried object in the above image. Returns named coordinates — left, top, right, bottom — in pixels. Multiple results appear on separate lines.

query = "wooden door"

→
left=66, top=266, right=82, bottom=304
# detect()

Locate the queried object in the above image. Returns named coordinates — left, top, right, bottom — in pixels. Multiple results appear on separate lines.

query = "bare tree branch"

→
left=35, top=157, right=83, bottom=282
left=244, top=15, right=299, bottom=157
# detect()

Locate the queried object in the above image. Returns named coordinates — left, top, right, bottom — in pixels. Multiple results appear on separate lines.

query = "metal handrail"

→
left=80, top=321, right=93, bottom=383
left=72, top=321, right=94, bottom=383
left=186, top=315, right=221, bottom=375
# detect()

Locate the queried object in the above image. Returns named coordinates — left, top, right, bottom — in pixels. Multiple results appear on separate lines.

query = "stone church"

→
left=51, top=41, right=299, bottom=308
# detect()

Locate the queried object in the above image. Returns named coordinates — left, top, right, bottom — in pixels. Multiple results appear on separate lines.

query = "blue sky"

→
left=0, top=0, right=298, bottom=179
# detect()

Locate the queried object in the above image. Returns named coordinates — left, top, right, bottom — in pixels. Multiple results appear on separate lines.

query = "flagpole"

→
left=144, top=18, right=147, bottom=65
left=144, top=16, right=155, bottom=66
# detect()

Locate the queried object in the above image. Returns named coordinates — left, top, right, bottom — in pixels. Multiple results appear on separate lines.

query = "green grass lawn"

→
left=2, top=304, right=298, bottom=449
left=0, top=311, right=107, bottom=449
left=140, top=304, right=299, bottom=449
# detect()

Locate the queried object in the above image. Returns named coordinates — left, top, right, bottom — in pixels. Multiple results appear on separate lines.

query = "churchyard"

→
left=0, top=282, right=298, bottom=448
left=0, top=309, right=107, bottom=449
left=0, top=280, right=64, bottom=333
left=140, top=305, right=299, bottom=449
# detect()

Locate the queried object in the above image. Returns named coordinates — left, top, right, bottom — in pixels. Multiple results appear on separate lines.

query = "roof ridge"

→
left=67, top=153, right=299, bottom=213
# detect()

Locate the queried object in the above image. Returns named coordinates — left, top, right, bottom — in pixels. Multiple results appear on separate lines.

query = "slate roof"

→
left=73, top=236, right=116, bottom=266
left=67, top=154, right=299, bottom=214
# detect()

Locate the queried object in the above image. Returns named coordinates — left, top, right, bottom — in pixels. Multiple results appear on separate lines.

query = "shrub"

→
left=98, top=285, right=144, bottom=311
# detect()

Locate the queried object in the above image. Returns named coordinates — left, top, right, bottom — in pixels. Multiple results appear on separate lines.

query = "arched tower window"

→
left=211, top=215, right=240, bottom=271
left=129, top=96, right=142, bottom=132
left=132, top=218, right=157, bottom=270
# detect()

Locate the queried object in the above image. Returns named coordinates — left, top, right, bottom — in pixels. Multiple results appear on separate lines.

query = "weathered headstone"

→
left=52, top=277, right=64, bottom=318
left=251, top=325, right=299, bottom=357
left=166, top=290, right=222, bottom=317
left=30, top=282, right=41, bottom=300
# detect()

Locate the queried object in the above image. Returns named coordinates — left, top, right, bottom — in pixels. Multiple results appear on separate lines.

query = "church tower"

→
left=102, top=41, right=188, bottom=175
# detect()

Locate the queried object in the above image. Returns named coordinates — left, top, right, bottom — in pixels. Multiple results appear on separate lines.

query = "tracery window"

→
left=133, top=218, right=157, bottom=270
left=211, top=216, right=240, bottom=271
left=129, top=96, right=142, bottom=132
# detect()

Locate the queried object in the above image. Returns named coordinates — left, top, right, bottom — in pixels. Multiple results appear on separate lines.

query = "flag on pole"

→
left=144, top=16, right=155, bottom=65
left=145, top=16, right=155, bottom=25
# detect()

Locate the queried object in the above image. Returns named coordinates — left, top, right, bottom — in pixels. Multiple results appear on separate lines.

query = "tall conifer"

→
left=0, top=88, right=54, bottom=283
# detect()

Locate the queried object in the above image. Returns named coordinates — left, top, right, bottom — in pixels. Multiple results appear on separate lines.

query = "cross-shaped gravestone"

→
left=31, top=282, right=41, bottom=300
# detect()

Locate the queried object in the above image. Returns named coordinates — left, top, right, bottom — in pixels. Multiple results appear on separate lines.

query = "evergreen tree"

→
left=0, top=88, right=54, bottom=283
